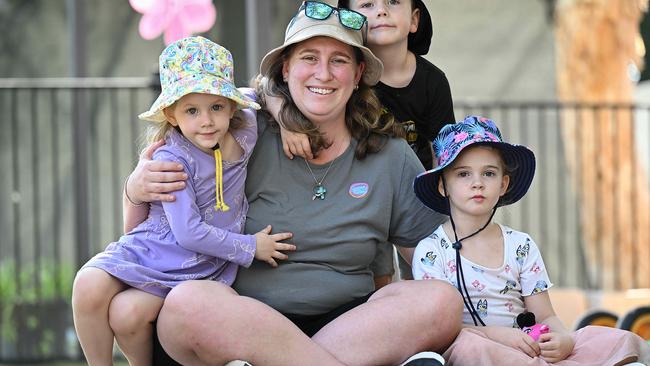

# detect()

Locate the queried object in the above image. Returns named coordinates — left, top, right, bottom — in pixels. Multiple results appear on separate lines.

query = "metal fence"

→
left=1, top=78, right=153, bottom=362
left=0, top=78, right=649, bottom=362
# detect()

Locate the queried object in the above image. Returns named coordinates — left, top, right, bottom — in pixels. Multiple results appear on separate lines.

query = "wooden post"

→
left=555, top=0, right=649, bottom=289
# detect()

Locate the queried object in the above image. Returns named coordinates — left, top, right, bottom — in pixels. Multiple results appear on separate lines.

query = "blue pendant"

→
left=312, top=184, right=327, bottom=200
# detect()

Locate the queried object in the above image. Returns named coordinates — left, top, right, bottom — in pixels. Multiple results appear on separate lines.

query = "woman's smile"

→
left=307, top=86, right=336, bottom=95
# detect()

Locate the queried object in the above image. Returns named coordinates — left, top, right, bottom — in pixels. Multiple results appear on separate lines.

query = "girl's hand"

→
left=485, top=327, right=541, bottom=358
left=128, top=140, right=188, bottom=203
left=254, top=225, right=295, bottom=267
left=280, top=127, right=313, bottom=160
left=538, top=332, right=574, bottom=363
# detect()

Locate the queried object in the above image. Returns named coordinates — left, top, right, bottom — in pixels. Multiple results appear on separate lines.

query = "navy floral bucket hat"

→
left=414, top=115, right=536, bottom=215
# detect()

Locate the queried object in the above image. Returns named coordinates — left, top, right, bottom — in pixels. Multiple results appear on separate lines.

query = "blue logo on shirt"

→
left=349, top=182, right=369, bottom=198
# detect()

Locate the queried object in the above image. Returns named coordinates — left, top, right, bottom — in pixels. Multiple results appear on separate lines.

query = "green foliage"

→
left=0, top=260, right=74, bottom=305
left=0, top=260, right=75, bottom=342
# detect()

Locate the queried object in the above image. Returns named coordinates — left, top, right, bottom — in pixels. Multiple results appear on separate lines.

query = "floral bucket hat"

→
left=139, top=36, right=260, bottom=123
left=414, top=115, right=536, bottom=215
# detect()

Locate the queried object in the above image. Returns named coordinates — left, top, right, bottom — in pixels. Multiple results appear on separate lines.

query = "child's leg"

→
left=72, top=267, right=127, bottom=365
left=109, top=288, right=164, bottom=366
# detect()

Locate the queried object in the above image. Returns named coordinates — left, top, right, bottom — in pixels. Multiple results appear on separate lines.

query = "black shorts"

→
left=282, top=292, right=374, bottom=337
left=152, top=292, right=373, bottom=365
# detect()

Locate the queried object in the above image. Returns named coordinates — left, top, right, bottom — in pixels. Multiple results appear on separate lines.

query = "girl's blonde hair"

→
left=256, top=45, right=404, bottom=160
left=139, top=99, right=245, bottom=151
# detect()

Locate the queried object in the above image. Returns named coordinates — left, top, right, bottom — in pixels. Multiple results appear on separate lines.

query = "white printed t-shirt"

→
left=412, top=224, right=553, bottom=327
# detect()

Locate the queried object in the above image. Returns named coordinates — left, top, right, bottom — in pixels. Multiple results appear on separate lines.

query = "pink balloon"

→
left=163, top=17, right=188, bottom=46
left=139, top=8, right=169, bottom=40
left=179, top=3, right=216, bottom=33
left=129, top=0, right=156, bottom=14
left=129, top=0, right=217, bottom=45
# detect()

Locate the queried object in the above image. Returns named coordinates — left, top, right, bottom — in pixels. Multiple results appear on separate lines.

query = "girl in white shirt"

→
left=412, top=115, right=648, bottom=365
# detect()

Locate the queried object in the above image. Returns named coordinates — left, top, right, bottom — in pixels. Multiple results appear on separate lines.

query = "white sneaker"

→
left=399, top=351, right=445, bottom=366
left=224, top=361, right=252, bottom=366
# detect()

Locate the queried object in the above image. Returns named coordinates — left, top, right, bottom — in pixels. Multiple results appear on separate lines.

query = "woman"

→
left=124, top=2, right=462, bottom=365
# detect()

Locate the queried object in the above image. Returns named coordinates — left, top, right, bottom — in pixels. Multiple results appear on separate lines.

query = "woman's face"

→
left=282, top=36, right=365, bottom=126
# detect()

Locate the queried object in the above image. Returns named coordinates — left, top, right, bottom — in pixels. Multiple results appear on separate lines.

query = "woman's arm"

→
left=122, top=140, right=188, bottom=233
left=123, top=174, right=150, bottom=233
left=396, top=246, right=415, bottom=265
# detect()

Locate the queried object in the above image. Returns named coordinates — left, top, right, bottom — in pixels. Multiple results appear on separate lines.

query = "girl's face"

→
left=282, top=36, right=364, bottom=126
left=348, top=0, right=419, bottom=49
left=164, top=93, right=236, bottom=154
left=439, top=145, right=510, bottom=218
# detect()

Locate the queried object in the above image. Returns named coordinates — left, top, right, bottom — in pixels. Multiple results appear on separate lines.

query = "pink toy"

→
left=517, top=311, right=550, bottom=341
left=522, top=323, right=550, bottom=341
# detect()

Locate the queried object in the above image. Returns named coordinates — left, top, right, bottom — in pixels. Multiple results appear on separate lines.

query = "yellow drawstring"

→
left=213, top=144, right=230, bottom=212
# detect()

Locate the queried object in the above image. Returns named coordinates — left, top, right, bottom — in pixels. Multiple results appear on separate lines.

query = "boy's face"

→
left=348, top=0, right=420, bottom=49
left=438, top=145, right=510, bottom=218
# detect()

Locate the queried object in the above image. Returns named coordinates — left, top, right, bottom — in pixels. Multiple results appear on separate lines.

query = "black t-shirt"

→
left=374, top=55, right=455, bottom=170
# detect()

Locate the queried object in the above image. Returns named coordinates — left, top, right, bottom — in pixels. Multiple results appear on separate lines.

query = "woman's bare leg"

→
left=72, top=267, right=127, bottom=365
left=313, top=280, right=462, bottom=366
left=109, top=288, right=164, bottom=366
left=156, top=280, right=345, bottom=366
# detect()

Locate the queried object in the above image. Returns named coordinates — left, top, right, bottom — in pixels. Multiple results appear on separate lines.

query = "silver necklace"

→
left=304, top=157, right=336, bottom=200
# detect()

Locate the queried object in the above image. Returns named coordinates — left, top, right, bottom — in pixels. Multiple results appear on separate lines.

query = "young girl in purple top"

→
left=71, top=36, right=295, bottom=366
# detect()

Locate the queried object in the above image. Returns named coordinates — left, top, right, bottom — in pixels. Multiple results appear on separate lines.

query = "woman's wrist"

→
left=124, top=174, right=144, bottom=206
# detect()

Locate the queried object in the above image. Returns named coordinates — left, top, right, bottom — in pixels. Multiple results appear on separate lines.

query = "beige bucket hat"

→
left=259, top=1, right=383, bottom=86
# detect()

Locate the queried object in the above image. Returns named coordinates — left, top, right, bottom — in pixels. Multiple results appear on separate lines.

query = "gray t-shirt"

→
left=233, top=114, right=443, bottom=315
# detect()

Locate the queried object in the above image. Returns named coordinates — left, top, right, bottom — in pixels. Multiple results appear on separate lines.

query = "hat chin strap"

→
left=441, top=176, right=497, bottom=326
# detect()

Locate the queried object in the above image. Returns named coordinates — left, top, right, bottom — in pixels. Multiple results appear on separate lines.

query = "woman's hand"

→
left=538, top=332, right=574, bottom=363
left=254, top=225, right=296, bottom=267
left=280, top=127, right=313, bottom=160
left=128, top=140, right=188, bottom=203
left=483, top=326, right=541, bottom=358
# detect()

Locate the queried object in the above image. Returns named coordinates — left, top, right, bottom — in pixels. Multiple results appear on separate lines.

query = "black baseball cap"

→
left=409, top=0, right=433, bottom=55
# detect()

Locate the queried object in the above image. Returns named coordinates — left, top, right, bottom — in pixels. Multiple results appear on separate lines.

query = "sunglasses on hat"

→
left=299, top=1, right=367, bottom=31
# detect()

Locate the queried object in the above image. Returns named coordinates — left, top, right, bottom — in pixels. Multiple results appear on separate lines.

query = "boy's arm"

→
left=265, top=93, right=313, bottom=160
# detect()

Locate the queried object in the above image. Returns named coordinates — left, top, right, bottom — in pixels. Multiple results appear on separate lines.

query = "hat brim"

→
left=414, top=142, right=536, bottom=215
left=138, top=75, right=260, bottom=123
left=260, top=23, right=383, bottom=86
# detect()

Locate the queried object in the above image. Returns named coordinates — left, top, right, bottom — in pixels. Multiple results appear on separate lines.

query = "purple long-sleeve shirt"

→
left=83, top=108, right=258, bottom=297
